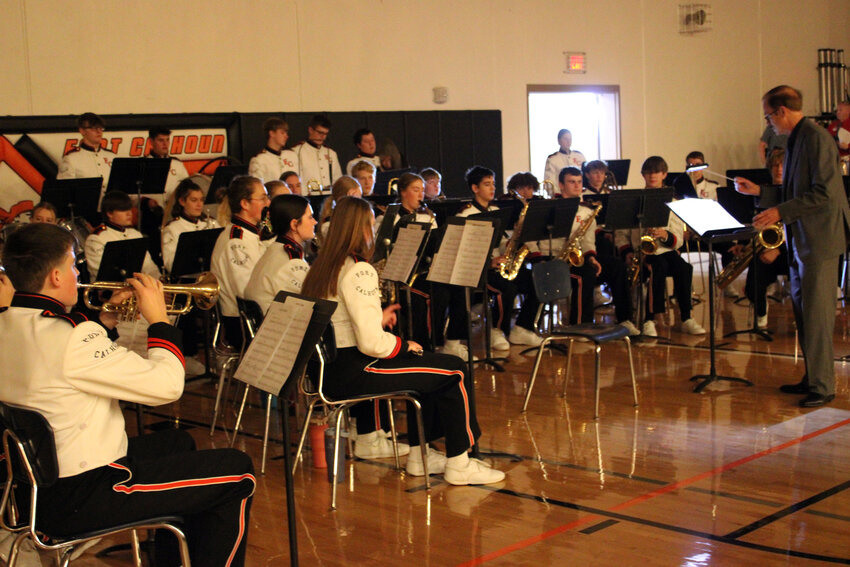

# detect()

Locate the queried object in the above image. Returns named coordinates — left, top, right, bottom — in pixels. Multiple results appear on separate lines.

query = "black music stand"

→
left=427, top=198, right=470, bottom=227
left=238, top=290, right=337, bottom=567
left=604, top=189, right=674, bottom=341
left=375, top=168, right=413, bottom=195
left=170, top=228, right=224, bottom=281
left=605, top=159, right=630, bottom=186
left=205, top=165, right=249, bottom=204
left=670, top=172, right=697, bottom=199
left=364, top=194, right=397, bottom=211
left=107, top=158, right=171, bottom=231
left=96, top=238, right=148, bottom=282
left=666, top=199, right=755, bottom=393
left=372, top=204, right=402, bottom=263
left=40, top=177, right=101, bottom=226
left=464, top=206, right=518, bottom=371
left=381, top=221, right=432, bottom=341
left=171, top=227, right=225, bottom=380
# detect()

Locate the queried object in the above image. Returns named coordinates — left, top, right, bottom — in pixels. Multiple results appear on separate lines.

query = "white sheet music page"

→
left=235, top=296, right=314, bottom=395
left=666, top=198, right=743, bottom=237
left=427, top=223, right=462, bottom=284
left=382, top=224, right=425, bottom=282
left=451, top=220, right=493, bottom=287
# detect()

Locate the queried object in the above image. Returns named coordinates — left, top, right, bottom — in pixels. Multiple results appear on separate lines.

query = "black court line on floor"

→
left=723, top=478, right=850, bottom=539
left=479, top=486, right=850, bottom=564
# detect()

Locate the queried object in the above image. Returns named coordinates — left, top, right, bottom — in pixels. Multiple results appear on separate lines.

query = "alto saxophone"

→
left=498, top=199, right=531, bottom=280
left=716, top=223, right=785, bottom=289
left=560, top=202, right=602, bottom=267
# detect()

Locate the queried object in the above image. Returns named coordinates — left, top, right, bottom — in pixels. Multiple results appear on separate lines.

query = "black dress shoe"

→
left=779, top=381, right=809, bottom=394
left=799, top=393, right=835, bottom=408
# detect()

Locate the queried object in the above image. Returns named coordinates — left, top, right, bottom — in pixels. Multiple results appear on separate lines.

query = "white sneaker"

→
left=354, top=430, right=410, bottom=459
left=490, top=329, right=510, bottom=350
left=593, top=286, right=611, bottom=307
left=723, top=284, right=741, bottom=298
left=681, top=318, right=706, bottom=335
left=440, top=340, right=478, bottom=361
left=444, top=457, right=506, bottom=486
left=509, top=326, right=543, bottom=346
left=405, top=447, right=447, bottom=476
left=619, top=320, right=640, bottom=336
left=184, top=356, right=206, bottom=377
left=642, top=320, right=658, bottom=337
left=756, top=314, right=768, bottom=328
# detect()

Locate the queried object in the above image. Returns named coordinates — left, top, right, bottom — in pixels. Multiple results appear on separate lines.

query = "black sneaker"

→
left=799, top=393, right=835, bottom=408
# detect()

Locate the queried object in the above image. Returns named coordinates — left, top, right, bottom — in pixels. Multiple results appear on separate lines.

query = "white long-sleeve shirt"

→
left=210, top=216, right=264, bottom=317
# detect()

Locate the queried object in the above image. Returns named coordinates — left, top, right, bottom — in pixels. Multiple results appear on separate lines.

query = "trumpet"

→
left=79, top=272, right=219, bottom=321
left=639, top=232, right=659, bottom=254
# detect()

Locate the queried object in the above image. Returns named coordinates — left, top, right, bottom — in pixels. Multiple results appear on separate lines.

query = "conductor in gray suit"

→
left=736, top=85, right=850, bottom=407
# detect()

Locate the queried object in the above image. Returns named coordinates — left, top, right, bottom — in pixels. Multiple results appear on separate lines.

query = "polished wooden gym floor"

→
left=77, top=268, right=850, bottom=566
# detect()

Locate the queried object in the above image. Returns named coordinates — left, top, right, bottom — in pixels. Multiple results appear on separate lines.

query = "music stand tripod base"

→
left=690, top=373, right=753, bottom=393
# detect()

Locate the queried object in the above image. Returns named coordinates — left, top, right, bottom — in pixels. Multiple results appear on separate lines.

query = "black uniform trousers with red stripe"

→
left=39, top=429, right=255, bottom=567
left=568, top=262, right=596, bottom=324
left=485, top=268, right=539, bottom=335
left=644, top=251, right=694, bottom=320
left=326, top=348, right=480, bottom=457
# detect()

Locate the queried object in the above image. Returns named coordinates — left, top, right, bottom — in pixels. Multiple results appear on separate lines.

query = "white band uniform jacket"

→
left=161, top=214, right=221, bottom=273
left=211, top=216, right=264, bottom=317
left=244, top=235, right=310, bottom=314
left=248, top=147, right=300, bottom=185
left=292, top=141, right=341, bottom=189
left=85, top=221, right=162, bottom=280
left=57, top=142, right=114, bottom=193
left=330, top=256, right=404, bottom=359
left=0, top=293, right=185, bottom=477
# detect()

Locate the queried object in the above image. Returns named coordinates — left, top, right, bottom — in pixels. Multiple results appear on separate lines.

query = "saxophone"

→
left=498, top=199, right=531, bottom=280
left=560, top=202, right=602, bottom=267
left=716, top=223, right=785, bottom=289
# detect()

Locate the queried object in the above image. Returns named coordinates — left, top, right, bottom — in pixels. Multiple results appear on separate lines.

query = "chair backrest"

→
left=0, top=403, right=58, bottom=488
left=236, top=297, right=264, bottom=346
left=305, top=323, right=337, bottom=402
left=532, top=259, right=572, bottom=303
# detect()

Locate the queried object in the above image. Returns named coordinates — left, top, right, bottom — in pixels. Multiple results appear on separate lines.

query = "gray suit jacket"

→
left=759, top=118, right=850, bottom=262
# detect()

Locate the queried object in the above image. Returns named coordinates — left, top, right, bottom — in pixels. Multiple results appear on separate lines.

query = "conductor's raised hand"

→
left=127, top=272, right=169, bottom=325
left=734, top=177, right=761, bottom=196
left=382, top=303, right=401, bottom=329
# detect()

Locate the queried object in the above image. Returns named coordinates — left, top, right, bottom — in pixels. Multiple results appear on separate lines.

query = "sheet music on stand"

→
left=234, top=295, right=314, bottom=396
left=381, top=223, right=428, bottom=283
left=427, top=218, right=495, bottom=288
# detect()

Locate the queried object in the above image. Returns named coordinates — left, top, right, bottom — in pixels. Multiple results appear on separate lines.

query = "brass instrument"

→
left=560, top=202, right=602, bottom=267
left=498, top=199, right=531, bottom=280
left=387, top=177, right=398, bottom=196
left=627, top=253, right=641, bottom=286
left=542, top=179, right=556, bottom=198
left=306, top=179, right=322, bottom=195
left=373, top=257, right=397, bottom=304
left=79, top=272, right=219, bottom=322
left=639, top=232, right=659, bottom=254
left=716, top=223, right=785, bottom=289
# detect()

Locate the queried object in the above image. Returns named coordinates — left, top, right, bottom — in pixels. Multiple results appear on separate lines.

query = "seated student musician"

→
left=266, top=179, right=291, bottom=199
left=346, top=128, right=383, bottom=175
left=248, top=117, right=299, bottom=186
left=0, top=223, right=256, bottom=566
left=317, top=175, right=363, bottom=246
left=280, top=170, right=303, bottom=195
left=351, top=160, right=378, bottom=197
left=210, top=176, right=269, bottom=347
left=457, top=166, right=542, bottom=348
left=300, top=197, right=504, bottom=484
left=583, top=160, right=617, bottom=196
left=740, top=148, right=790, bottom=327
left=616, top=156, right=705, bottom=337
left=421, top=168, right=444, bottom=201
left=161, top=178, right=221, bottom=274
left=31, top=201, right=58, bottom=224
left=85, top=190, right=161, bottom=281
left=244, top=194, right=315, bottom=314
left=554, top=167, right=637, bottom=333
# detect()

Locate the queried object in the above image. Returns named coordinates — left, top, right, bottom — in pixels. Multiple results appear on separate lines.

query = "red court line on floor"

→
left=457, top=415, right=850, bottom=567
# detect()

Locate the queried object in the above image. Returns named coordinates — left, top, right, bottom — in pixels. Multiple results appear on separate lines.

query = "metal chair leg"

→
left=409, top=398, right=430, bottom=488
left=293, top=399, right=318, bottom=475
left=522, top=337, right=552, bottom=412
left=230, top=384, right=251, bottom=447
left=624, top=337, right=639, bottom=407
left=261, top=394, right=272, bottom=475
left=331, top=409, right=345, bottom=510
left=594, top=343, right=602, bottom=419
left=562, top=339, right=575, bottom=398
left=210, top=357, right=235, bottom=435
left=130, top=529, right=142, bottom=567
left=386, top=399, right=401, bottom=470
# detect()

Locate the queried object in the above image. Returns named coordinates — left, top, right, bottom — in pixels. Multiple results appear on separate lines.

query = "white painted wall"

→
left=2, top=0, right=848, bottom=186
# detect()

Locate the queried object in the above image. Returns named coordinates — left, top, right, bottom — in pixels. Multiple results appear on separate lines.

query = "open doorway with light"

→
left=528, top=85, right=621, bottom=185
